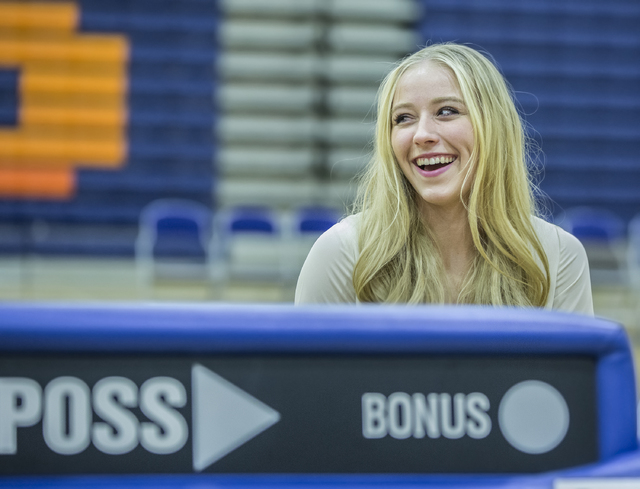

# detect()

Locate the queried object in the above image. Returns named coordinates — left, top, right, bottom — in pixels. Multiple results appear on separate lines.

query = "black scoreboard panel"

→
left=0, top=353, right=597, bottom=475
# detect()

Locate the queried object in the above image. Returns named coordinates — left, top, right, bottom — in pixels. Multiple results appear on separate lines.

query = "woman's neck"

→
left=422, top=203, right=476, bottom=301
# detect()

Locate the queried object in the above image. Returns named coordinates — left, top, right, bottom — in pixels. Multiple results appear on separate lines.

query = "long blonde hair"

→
left=353, top=43, right=550, bottom=306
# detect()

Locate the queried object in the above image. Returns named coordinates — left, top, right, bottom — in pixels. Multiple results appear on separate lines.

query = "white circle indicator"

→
left=498, top=380, right=569, bottom=454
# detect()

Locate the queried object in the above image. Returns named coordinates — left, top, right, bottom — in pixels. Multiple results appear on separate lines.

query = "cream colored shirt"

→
left=295, top=214, right=594, bottom=315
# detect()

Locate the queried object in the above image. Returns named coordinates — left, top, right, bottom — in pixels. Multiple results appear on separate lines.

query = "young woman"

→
left=295, top=43, right=593, bottom=314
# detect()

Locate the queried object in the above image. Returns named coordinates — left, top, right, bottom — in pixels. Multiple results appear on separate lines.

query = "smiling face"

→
left=390, top=60, right=475, bottom=216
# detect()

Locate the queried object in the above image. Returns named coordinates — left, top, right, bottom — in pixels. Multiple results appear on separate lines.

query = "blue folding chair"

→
left=557, top=206, right=627, bottom=286
left=135, top=199, right=213, bottom=296
left=295, top=206, right=341, bottom=234
left=212, top=206, right=285, bottom=285
left=284, top=206, right=341, bottom=282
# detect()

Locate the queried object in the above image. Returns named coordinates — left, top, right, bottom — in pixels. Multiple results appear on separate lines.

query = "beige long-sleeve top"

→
left=295, top=214, right=594, bottom=315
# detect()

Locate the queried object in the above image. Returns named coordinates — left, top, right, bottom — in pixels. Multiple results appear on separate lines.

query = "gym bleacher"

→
left=0, top=0, right=215, bottom=256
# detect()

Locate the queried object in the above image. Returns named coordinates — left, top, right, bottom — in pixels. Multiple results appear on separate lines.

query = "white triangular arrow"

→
left=191, top=364, right=280, bottom=472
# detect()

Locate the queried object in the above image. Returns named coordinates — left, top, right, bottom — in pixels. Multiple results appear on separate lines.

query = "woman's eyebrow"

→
left=391, top=97, right=465, bottom=113
left=391, top=102, right=413, bottom=112
left=431, top=96, right=465, bottom=105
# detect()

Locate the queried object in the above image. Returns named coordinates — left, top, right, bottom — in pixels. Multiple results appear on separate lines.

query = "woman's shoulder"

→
left=313, top=213, right=360, bottom=251
left=333, top=212, right=361, bottom=233
left=531, top=215, right=593, bottom=314
left=294, top=213, right=360, bottom=304
left=531, top=215, right=585, bottom=257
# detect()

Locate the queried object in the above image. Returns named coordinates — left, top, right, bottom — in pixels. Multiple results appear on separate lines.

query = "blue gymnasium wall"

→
left=421, top=0, right=640, bottom=223
left=0, top=0, right=216, bottom=255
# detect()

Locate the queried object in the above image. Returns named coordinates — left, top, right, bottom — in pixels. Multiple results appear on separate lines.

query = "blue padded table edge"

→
left=0, top=303, right=628, bottom=356
left=0, top=303, right=637, bottom=487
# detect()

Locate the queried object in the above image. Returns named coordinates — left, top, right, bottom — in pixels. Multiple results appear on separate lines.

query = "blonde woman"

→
left=295, top=43, right=593, bottom=314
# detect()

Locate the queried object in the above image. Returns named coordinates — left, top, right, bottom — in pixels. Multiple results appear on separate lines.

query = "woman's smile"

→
left=413, top=153, right=457, bottom=176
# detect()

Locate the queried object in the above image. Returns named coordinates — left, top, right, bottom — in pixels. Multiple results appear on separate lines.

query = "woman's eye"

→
left=438, top=106, right=459, bottom=117
left=393, top=114, right=410, bottom=124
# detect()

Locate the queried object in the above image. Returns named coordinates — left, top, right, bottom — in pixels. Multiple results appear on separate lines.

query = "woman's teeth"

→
left=416, top=156, right=455, bottom=169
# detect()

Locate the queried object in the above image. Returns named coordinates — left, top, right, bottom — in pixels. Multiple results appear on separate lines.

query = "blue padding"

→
left=0, top=305, right=638, bottom=487
left=0, top=304, right=627, bottom=355
left=0, top=305, right=636, bottom=456
left=598, top=351, right=638, bottom=458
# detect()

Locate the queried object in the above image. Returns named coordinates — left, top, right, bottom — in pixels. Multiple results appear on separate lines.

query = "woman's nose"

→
left=413, top=118, right=439, bottom=145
